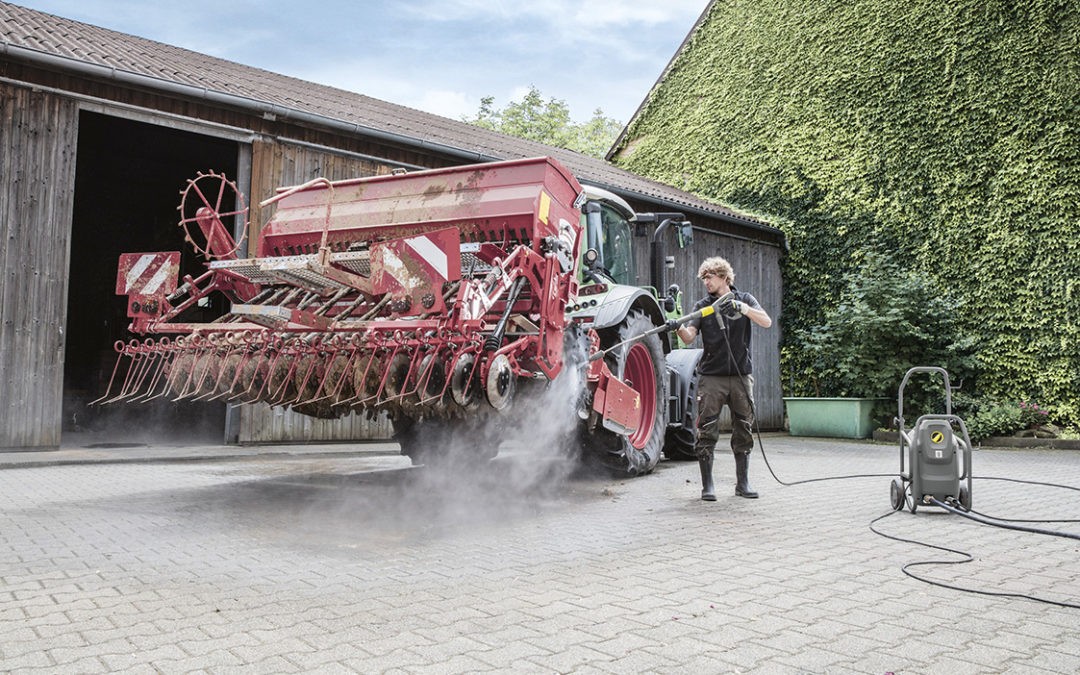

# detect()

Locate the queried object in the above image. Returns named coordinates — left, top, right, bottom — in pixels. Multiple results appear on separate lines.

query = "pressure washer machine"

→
left=889, top=367, right=973, bottom=513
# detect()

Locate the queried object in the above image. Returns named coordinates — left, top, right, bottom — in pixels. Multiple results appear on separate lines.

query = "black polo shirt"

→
left=688, top=289, right=762, bottom=376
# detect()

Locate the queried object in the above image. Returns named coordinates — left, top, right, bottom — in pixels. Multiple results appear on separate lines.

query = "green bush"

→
left=792, top=253, right=977, bottom=423
left=951, top=393, right=1055, bottom=441
left=963, top=401, right=1024, bottom=442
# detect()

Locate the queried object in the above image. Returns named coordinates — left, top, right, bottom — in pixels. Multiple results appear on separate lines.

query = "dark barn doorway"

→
left=63, top=111, right=239, bottom=445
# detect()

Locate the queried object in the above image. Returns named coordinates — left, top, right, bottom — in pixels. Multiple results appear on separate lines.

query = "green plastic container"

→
left=783, top=397, right=880, bottom=439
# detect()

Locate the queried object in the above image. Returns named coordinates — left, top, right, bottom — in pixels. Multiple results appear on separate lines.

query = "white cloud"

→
left=398, top=0, right=705, bottom=26
left=17, top=0, right=710, bottom=123
left=413, top=90, right=476, bottom=120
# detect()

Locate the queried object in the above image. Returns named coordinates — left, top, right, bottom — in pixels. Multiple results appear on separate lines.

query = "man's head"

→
left=697, top=257, right=734, bottom=296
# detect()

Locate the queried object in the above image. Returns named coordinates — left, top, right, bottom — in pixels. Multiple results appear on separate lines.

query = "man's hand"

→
left=721, top=298, right=747, bottom=319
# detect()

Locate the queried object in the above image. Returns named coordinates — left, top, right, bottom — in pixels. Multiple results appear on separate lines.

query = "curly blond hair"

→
left=697, top=256, right=735, bottom=283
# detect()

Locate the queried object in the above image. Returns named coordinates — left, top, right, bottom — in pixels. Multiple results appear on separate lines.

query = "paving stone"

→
left=0, top=438, right=1076, bottom=672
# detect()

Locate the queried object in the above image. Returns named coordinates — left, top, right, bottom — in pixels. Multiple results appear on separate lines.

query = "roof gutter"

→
left=0, top=41, right=498, bottom=164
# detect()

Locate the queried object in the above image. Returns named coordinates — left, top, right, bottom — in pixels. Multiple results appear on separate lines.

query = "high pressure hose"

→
left=705, top=301, right=1079, bottom=609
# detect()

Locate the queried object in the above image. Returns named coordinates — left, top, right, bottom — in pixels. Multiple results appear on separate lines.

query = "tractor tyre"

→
left=662, top=427, right=698, bottom=461
left=586, top=309, right=669, bottom=476
left=661, top=348, right=702, bottom=461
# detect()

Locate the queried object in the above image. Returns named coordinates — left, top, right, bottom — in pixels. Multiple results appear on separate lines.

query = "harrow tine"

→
left=185, top=344, right=222, bottom=400
left=171, top=338, right=212, bottom=401
left=359, top=346, right=401, bottom=406
left=132, top=340, right=171, bottom=402
left=208, top=344, right=253, bottom=401
left=417, top=348, right=458, bottom=405
left=301, top=340, right=337, bottom=405
left=267, top=341, right=303, bottom=406
left=389, top=348, right=425, bottom=404
left=89, top=341, right=131, bottom=405
left=286, top=350, right=321, bottom=406
left=237, top=344, right=279, bottom=404
left=311, top=345, right=358, bottom=404
left=414, top=351, right=441, bottom=404
left=191, top=343, right=237, bottom=401
left=140, top=340, right=180, bottom=402
left=126, top=341, right=167, bottom=401
left=339, top=347, right=378, bottom=407
left=127, top=350, right=164, bottom=402
left=102, top=341, right=149, bottom=403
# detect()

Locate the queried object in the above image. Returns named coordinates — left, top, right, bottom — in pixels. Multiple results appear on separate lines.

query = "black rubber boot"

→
left=734, top=452, right=758, bottom=499
left=699, top=455, right=717, bottom=501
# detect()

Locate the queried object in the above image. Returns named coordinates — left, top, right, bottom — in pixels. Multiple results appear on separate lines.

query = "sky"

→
left=14, top=0, right=710, bottom=124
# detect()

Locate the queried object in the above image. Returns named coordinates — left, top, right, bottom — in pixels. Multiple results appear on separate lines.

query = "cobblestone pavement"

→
left=1, top=436, right=1078, bottom=673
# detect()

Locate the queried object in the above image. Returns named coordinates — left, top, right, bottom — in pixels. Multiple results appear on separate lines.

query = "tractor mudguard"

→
left=591, top=285, right=666, bottom=335
left=662, top=347, right=703, bottom=460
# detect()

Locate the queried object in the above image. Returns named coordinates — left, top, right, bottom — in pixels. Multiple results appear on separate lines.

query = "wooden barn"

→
left=0, top=2, right=786, bottom=449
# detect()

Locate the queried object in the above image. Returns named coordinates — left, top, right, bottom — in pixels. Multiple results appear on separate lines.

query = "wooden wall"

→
left=0, top=83, right=78, bottom=448
left=634, top=223, right=785, bottom=430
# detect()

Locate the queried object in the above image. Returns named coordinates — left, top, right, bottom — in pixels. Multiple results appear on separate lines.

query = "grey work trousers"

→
left=694, top=374, right=755, bottom=461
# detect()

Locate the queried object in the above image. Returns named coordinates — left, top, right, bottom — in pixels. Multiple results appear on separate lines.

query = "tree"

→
left=463, top=87, right=623, bottom=158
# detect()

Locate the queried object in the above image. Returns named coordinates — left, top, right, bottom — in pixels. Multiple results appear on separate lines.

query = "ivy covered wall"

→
left=612, top=0, right=1079, bottom=422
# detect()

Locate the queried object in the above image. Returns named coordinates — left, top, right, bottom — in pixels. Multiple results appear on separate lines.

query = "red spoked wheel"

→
left=178, top=171, right=249, bottom=260
left=589, top=309, right=669, bottom=476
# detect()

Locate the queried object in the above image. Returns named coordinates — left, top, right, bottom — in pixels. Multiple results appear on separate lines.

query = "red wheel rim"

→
left=623, top=342, right=656, bottom=449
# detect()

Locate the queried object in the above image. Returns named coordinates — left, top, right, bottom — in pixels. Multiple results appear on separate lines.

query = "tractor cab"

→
left=580, top=185, right=636, bottom=286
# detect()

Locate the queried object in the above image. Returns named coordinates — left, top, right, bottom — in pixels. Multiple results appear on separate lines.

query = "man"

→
left=672, top=257, right=773, bottom=501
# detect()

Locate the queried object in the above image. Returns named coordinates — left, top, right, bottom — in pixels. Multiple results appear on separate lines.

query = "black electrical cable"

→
left=713, top=307, right=897, bottom=486
left=869, top=509, right=1080, bottom=610
left=695, top=292, right=1079, bottom=608
left=928, top=497, right=1080, bottom=540
left=963, top=477, right=1080, bottom=523
left=976, top=475, right=1080, bottom=491
left=963, top=506, right=1080, bottom=524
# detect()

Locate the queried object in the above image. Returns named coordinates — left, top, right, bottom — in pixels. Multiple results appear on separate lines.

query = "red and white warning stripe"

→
left=405, top=233, right=450, bottom=281
left=116, top=252, right=180, bottom=296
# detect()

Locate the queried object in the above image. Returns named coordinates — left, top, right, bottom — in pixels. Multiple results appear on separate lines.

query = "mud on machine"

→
left=890, top=367, right=974, bottom=513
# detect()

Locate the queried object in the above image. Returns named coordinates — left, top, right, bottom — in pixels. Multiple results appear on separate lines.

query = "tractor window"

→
left=599, top=204, right=634, bottom=285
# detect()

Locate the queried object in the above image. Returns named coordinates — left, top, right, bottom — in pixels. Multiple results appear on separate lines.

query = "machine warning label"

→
left=116, top=252, right=180, bottom=296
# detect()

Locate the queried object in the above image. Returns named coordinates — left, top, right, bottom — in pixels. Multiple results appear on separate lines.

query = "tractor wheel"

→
left=587, top=309, right=669, bottom=476
left=662, top=427, right=698, bottom=461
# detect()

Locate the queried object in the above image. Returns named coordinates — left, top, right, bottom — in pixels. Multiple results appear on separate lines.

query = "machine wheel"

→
left=958, top=485, right=971, bottom=511
left=889, top=479, right=905, bottom=511
left=587, top=310, right=669, bottom=476
left=178, top=171, right=249, bottom=260
left=662, top=427, right=698, bottom=461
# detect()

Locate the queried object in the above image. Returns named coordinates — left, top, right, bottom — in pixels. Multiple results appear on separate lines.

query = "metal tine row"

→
left=93, top=327, right=487, bottom=412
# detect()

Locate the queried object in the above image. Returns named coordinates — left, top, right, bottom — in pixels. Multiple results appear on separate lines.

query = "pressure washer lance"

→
left=588, top=291, right=734, bottom=362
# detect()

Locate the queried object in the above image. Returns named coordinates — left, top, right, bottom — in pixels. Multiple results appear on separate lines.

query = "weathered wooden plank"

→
left=0, top=83, right=78, bottom=448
